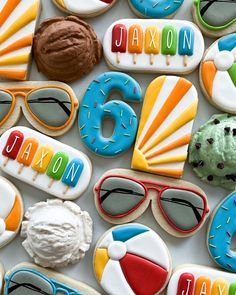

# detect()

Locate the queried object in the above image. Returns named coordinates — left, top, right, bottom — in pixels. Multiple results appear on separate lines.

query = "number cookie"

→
left=207, top=191, right=236, bottom=273
left=94, top=169, right=209, bottom=237
left=0, top=177, right=23, bottom=249
left=79, top=72, right=142, bottom=157
left=200, top=34, right=236, bottom=114
left=132, top=75, right=198, bottom=178
left=167, top=264, right=236, bottom=294
left=192, top=0, right=236, bottom=37
left=52, top=0, right=116, bottom=17
left=0, top=0, right=41, bottom=80
left=0, top=126, right=92, bottom=200
left=93, top=223, right=172, bottom=295
left=128, top=0, right=184, bottom=19
left=103, top=19, right=204, bottom=74
left=4, top=262, right=100, bottom=295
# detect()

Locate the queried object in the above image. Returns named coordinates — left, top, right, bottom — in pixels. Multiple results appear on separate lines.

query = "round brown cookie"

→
left=33, top=16, right=103, bottom=82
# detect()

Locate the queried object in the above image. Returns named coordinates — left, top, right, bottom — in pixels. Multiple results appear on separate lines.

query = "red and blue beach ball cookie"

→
left=94, top=223, right=172, bottom=295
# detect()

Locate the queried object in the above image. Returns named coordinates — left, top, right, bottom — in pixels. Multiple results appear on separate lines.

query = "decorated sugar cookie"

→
left=200, top=34, right=236, bottom=114
left=52, top=0, right=116, bottom=17
left=21, top=199, right=93, bottom=268
left=0, top=126, right=92, bottom=200
left=4, top=262, right=100, bottom=295
left=128, top=0, right=184, bottom=19
left=0, top=263, right=4, bottom=294
left=132, top=76, right=198, bottom=178
left=0, top=81, right=79, bottom=136
left=192, top=0, right=236, bottom=37
left=94, top=169, right=209, bottom=238
left=207, top=191, right=236, bottom=273
left=79, top=72, right=142, bottom=157
left=0, top=177, right=23, bottom=249
left=189, top=114, right=236, bottom=190
left=94, top=223, right=172, bottom=295
left=167, top=264, right=236, bottom=294
left=103, top=19, right=204, bottom=74
left=0, top=0, right=41, bottom=80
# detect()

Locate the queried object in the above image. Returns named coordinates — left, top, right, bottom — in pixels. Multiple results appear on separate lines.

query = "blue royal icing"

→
left=208, top=191, right=236, bottom=272
left=129, top=0, right=184, bottom=19
left=112, top=224, right=149, bottom=242
left=79, top=72, right=142, bottom=157
left=218, top=33, right=236, bottom=52
left=61, top=158, right=84, bottom=187
left=178, top=26, right=194, bottom=56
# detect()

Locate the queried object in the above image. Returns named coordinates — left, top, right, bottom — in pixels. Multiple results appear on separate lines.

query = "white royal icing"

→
left=214, top=50, right=234, bottom=71
left=0, top=178, right=16, bottom=219
left=108, top=241, right=127, bottom=261
left=62, top=0, right=108, bottom=14
left=0, top=219, right=5, bottom=235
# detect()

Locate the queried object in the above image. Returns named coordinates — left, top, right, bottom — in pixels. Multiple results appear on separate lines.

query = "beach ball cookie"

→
left=21, top=199, right=93, bottom=268
left=207, top=191, right=236, bottom=273
left=189, top=114, right=236, bottom=190
left=192, top=0, right=236, bottom=37
left=33, top=16, right=102, bottom=83
left=128, top=0, right=184, bottom=19
left=52, top=0, right=116, bottom=17
left=200, top=34, right=236, bottom=114
left=0, top=177, right=23, bottom=249
left=94, top=223, right=172, bottom=295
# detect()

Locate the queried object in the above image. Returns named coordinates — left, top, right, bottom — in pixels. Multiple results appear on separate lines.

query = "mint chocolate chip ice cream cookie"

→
left=189, top=114, right=236, bottom=190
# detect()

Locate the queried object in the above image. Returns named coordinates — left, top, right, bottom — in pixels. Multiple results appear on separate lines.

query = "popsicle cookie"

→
left=128, top=0, right=184, bottom=19
left=192, top=0, right=236, bottom=37
left=0, top=126, right=92, bottom=200
left=200, top=34, right=236, bottom=114
left=52, top=0, right=117, bottom=17
left=0, top=0, right=41, bottom=80
left=103, top=19, right=204, bottom=74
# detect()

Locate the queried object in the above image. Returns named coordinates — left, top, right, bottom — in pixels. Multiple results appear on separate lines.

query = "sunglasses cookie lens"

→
left=27, top=88, right=72, bottom=127
left=99, top=177, right=146, bottom=216
left=7, top=270, right=53, bottom=295
left=159, top=189, right=205, bottom=231
left=0, top=91, right=13, bottom=123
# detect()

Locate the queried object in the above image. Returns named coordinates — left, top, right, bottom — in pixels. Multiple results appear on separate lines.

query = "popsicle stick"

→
left=150, top=54, right=154, bottom=65
left=18, top=164, right=24, bottom=174
left=133, top=53, right=137, bottom=64
left=32, top=171, right=39, bottom=181
left=3, top=157, right=9, bottom=167
left=166, top=55, right=171, bottom=66
left=116, top=52, right=121, bottom=64
left=48, top=178, right=54, bottom=188
left=63, top=185, right=69, bottom=194
left=184, top=55, right=188, bottom=67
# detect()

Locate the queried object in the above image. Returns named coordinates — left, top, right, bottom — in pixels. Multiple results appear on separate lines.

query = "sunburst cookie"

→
left=132, top=75, right=198, bottom=178
left=189, top=114, right=236, bottom=190
left=200, top=34, right=236, bottom=114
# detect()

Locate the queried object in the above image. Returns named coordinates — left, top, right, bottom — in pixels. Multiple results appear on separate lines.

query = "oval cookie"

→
left=200, top=34, right=236, bottom=114
left=0, top=177, right=23, bottom=249
left=93, top=223, right=172, bottom=295
left=52, top=0, right=116, bottom=17
left=103, top=19, right=204, bottom=74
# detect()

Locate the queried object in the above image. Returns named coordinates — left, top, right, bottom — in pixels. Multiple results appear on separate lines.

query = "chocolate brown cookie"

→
left=33, top=16, right=103, bottom=82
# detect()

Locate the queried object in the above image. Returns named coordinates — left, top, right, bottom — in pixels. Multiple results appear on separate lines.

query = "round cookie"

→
left=93, top=223, right=172, bottom=295
left=128, top=0, right=184, bottom=19
left=0, top=177, right=23, bottom=249
left=192, top=0, right=236, bottom=37
left=33, top=16, right=102, bottom=82
left=200, top=34, right=236, bottom=114
left=207, top=191, right=236, bottom=273
left=21, top=199, right=93, bottom=268
left=189, top=114, right=236, bottom=190
left=52, top=0, right=116, bottom=18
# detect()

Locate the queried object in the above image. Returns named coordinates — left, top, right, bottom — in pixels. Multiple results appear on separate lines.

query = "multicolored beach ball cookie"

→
left=200, top=33, right=236, bottom=114
left=93, top=223, right=172, bottom=295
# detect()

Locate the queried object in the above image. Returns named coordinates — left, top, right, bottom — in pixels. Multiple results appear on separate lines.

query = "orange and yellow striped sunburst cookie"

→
left=132, top=75, right=198, bottom=178
left=0, top=0, right=41, bottom=80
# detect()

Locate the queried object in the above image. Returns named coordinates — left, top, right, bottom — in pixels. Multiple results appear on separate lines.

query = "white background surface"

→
left=0, top=0, right=231, bottom=294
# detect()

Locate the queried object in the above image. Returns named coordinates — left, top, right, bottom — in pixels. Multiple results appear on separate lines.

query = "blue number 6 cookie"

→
left=128, top=0, right=184, bottom=19
left=79, top=72, right=142, bottom=157
left=207, top=191, right=236, bottom=272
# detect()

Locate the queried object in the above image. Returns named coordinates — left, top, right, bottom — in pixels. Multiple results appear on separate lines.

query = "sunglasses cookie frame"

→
left=94, top=169, right=210, bottom=238
left=4, top=262, right=100, bottom=295
left=0, top=81, right=79, bottom=137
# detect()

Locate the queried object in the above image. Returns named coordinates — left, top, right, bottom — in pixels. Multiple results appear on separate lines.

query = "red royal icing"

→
left=177, top=273, right=194, bottom=295
left=112, top=24, right=127, bottom=53
left=2, top=131, right=24, bottom=159
left=120, top=253, right=168, bottom=295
